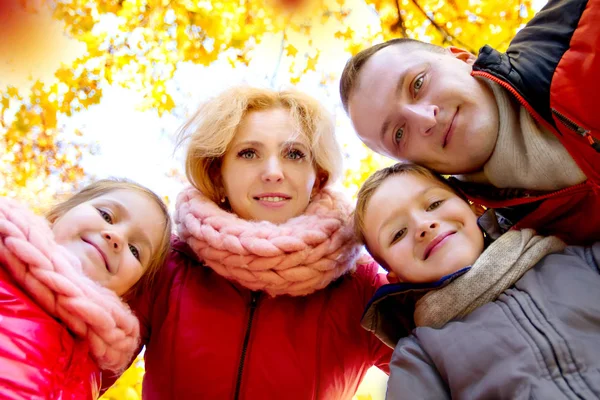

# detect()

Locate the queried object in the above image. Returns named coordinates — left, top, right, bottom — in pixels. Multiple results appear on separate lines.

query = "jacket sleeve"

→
left=387, top=336, right=450, bottom=400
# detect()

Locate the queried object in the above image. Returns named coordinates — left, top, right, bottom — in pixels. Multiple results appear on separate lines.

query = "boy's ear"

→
left=447, top=46, right=477, bottom=66
left=386, top=271, right=401, bottom=284
left=469, top=202, right=487, bottom=217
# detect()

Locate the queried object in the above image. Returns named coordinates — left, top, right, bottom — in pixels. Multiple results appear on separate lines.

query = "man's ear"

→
left=447, top=46, right=477, bottom=66
left=386, top=271, right=401, bottom=284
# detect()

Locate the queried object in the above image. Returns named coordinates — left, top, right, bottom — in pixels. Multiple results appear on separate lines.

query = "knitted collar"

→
left=175, top=186, right=362, bottom=297
left=0, top=198, right=140, bottom=373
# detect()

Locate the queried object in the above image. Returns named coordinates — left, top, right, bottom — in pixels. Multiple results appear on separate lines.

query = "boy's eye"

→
left=129, top=244, right=140, bottom=261
left=286, top=148, right=306, bottom=160
left=394, top=128, right=404, bottom=144
left=390, top=228, right=406, bottom=245
left=97, top=209, right=113, bottom=224
left=427, top=200, right=444, bottom=211
left=413, top=75, right=424, bottom=95
left=238, top=149, right=256, bottom=159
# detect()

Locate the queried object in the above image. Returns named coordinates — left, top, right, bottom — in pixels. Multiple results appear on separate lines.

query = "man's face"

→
left=348, top=45, right=499, bottom=174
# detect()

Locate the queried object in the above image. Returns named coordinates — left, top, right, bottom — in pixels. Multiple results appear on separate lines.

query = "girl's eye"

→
left=394, top=128, right=404, bottom=144
left=413, top=75, right=424, bottom=95
left=391, top=228, right=406, bottom=245
left=238, top=149, right=256, bottom=159
left=98, top=209, right=113, bottom=224
left=129, top=244, right=140, bottom=261
left=427, top=200, right=444, bottom=211
left=286, top=148, right=306, bottom=160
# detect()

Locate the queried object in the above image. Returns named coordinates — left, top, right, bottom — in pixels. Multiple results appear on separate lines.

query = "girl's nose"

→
left=102, top=231, right=124, bottom=252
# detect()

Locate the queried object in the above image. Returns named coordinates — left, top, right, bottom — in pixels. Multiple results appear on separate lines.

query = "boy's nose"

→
left=417, top=221, right=439, bottom=239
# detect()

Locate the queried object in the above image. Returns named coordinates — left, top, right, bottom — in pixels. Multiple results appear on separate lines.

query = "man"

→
left=340, top=0, right=600, bottom=245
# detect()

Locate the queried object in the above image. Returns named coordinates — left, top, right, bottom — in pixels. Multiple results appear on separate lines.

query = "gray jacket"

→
left=362, top=244, right=600, bottom=399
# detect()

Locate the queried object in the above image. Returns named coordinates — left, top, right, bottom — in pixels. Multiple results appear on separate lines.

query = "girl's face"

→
left=220, top=108, right=319, bottom=224
left=363, top=173, right=484, bottom=283
left=52, top=189, right=166, bottom=295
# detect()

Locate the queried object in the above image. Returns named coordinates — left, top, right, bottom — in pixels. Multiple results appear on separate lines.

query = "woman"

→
left=102, top=87, right=392, bottom=399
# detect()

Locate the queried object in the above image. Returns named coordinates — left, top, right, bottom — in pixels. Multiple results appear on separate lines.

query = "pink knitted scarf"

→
left=175, top=186, right=362, bottom=297
left=0, top=198, right=140, bottom=373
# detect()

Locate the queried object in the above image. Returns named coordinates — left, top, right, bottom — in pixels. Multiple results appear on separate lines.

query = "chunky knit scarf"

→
left=414, top=229, right=566, bottom=328
left=175, top=186, right=362, bottom=297
left=0, top=198, right=140, bottom=373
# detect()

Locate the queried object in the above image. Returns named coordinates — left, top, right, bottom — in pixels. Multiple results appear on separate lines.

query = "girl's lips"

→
left=82, top=238, right=110, bottom=273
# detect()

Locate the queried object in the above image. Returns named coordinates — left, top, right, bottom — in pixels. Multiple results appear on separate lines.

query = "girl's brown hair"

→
left=46, top=178, right=172, bottom=299
left=177, top=86, right=343, bottom=204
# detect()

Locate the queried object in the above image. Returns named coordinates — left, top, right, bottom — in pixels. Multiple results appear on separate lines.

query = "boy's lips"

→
left=423, top=231, right=455, bottom=260
left=82, top=238, right=111, bottom=273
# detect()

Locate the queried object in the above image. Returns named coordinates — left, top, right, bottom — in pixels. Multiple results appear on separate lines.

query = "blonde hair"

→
left=354, top=163, right=464, bottom=247
left=46, top=179, right=172, bottom=299
left=178, top=86, right=343, bottom=203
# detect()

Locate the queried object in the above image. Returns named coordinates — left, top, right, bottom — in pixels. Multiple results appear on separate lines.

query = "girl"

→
left=102, top=87, right=392, bottom=399
left=0, top=179, right=172, bottom=399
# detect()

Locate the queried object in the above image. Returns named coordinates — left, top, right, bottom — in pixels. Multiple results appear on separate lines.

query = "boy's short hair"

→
left=354, top=163, right=465, bottom=248
left=340, top=38, right=445, bottom=113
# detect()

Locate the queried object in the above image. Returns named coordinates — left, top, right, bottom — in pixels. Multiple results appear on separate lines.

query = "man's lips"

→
left=423, top=231, right=455, bottom=260
left=82, top=239, right=111, bottom=273
left=442, top=110, right=458, bottom=148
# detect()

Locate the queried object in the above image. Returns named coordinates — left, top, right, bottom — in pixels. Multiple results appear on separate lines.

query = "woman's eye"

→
left=391, top=228, right=406, bottom=245
left=129, top=244, right=140, bottom=261
left=238, top=149, right=256, bottom=159
left=97, top=209, right=113, bottom=224
left=413, top=75, right=424, bottom=95
left=427, top=200, right=444, bottom=211
left=286, top=148, right=306, bottom=160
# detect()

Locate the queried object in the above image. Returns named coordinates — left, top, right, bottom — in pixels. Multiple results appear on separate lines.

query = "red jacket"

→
left=0, top=268, right=99, bottom=400
left=453, top=0, right=600, bottom=245
left=103, top=239, right=392, bottom=399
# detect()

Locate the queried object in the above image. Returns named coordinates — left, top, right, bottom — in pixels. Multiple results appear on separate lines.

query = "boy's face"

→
left=363, top=173, right=484, bottom=283
left=347, top=45, right=499, bottom=175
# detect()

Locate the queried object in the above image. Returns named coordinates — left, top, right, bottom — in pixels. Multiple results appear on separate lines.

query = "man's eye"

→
left=427, top=200, right=443, bottom=211
left=238, top=149, right=256, bottom=159
left=391, top=228, right=406, bottom=245
left=413, top=75, right=424, bottom=95
left=129, top=244, right=141, bottom=261
left=97, top=209, right=113, bottom=224
left=394, top=128, right=404, bottom=144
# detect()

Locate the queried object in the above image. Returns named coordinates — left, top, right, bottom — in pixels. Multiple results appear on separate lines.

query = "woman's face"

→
left=220, top=108, right=318, bottom=223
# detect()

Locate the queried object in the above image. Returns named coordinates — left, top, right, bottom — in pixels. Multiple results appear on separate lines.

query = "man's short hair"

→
left=340, top=38, right=445, bottom=113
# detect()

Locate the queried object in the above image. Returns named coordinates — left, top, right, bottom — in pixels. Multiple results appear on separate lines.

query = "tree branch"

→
left=410, top=0, right=476, bottom=53
left=393, top=0, right=408, bottom=37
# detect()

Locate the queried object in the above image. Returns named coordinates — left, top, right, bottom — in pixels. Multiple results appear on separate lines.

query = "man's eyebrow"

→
left=379, top=74, right=407, bottom=145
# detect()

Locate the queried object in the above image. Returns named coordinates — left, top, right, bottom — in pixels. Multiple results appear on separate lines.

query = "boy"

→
left=354, top=163, right=600, bottom=399
left=341, top=0, right=600, bottom=245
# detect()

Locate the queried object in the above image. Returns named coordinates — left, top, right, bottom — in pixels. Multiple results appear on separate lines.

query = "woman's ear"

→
left=311, top=170, right=329, bottom=197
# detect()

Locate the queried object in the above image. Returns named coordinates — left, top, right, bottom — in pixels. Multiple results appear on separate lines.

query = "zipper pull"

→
left=586, top=133, right=600, bottom=152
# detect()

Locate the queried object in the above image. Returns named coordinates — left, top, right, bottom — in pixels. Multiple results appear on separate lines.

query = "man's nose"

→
left=261, top=157, right=284, bottom=183
left=403, top=104, right=439, bottom=137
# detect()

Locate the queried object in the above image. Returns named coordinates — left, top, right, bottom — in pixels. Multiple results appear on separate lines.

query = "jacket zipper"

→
left=473, top=71, right=600, bottom=153
left=551, top=108, right=600, bottom=152
left=233, top=292, right=260, bottom=400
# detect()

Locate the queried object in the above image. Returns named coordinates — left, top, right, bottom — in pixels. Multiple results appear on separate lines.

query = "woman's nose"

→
left=261, top=158, right=284, bottom=182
